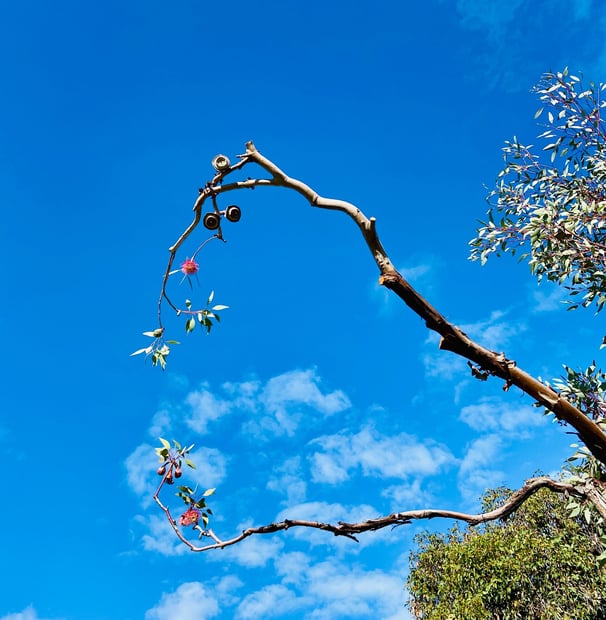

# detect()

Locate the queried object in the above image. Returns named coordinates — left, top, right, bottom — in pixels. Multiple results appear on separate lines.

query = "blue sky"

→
left=1, top=0, right=605, bottom=618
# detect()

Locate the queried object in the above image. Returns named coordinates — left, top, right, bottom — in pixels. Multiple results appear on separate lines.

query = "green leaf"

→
left=185, top=317, right=196, bottom=333
left=203, top=488, right=216, bottom=497
left=211, top=305, right=229, bottom=311
left=159, top=437, right=171, bottom=451
left=207, top=290, right=215, bottom=305
left=130, top=347, right=152, bottom=356
left=185, top=458, right=196, bottom=469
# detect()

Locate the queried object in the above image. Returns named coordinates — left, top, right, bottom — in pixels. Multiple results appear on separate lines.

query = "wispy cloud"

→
left=458, top=434, right=506, bottom=502
left=0, top=608, right=64, bottom=620
left=287, top=559, right=410, bottom=620
left=206, top=530, right=284, bottom=568
left=267, top=456, right=307, bottom=504
left=453, top=0, right=524, bottom=38
left=459, top=397, right=546, bottom=436
left=529, top=284, right=567, bottom=314
left=124, top=443, right=159, bottom=505
left=145, top=580, right=239, bottom=620
left=183, top=369, right=350, bottom=440
left=442, top=0, right=606, bottom=91
left=185, top=386, right=233, bottom=435
left=237, top=552, right=412, bottom=620
left=309, top=426, right=455, bottom=484
left=462, top=309, right=526, bottom=352
left=236, top=584, right=301, bottom=619
left=381, top=478, right=436, bottom=510
left=135, top=513, right=189, bottom=556
left=372, top=260, right=437, bottom=315
left=250, top=369, right=351, bottom=438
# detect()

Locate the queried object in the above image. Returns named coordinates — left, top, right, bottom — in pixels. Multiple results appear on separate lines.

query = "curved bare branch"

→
left=161, top=141, right=606, bottom=463
left=156, top=477, right=603, bottom=553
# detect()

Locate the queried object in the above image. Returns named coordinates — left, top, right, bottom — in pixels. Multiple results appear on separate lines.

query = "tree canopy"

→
left=407, top=485, right=606, bottom=619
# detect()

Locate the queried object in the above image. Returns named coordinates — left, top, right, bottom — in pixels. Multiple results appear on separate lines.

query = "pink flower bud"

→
left=179, top=509, right=200, bottom=527
left=180, top=258, right=199, bottom=276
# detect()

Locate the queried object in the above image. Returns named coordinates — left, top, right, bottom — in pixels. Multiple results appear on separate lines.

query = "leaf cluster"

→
left=181, top=291, right=228, bottom=336
left=132, top=291, right=228, bottom=370
left=176, top=485, right=215, bottom=529
left=470, top=69, right=606, bottom=313
left=130, top=329, right=180, bottom=370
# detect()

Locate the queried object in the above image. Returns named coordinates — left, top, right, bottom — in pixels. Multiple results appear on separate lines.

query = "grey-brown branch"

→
left=155, top=477, right=603, bottom=552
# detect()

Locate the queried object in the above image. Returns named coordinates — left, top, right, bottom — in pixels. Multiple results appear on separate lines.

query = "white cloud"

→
left=381, top=478, right=435, bottom=509
left=305, top=561, right=409, bottom=620
left=309, top=451, right=350, bottom=484
left=124, top=443, right=158, bottom=503
left=236, top=585, right=301, bottom=619
left=185, top=446, right=227, bottom=489
left=459, top=398, right=545, bottom=435
left=267, top=456, right=307, bottom=504
left=207, top=530, right=284, bottom=568
left=221, top=379, right=262, bottom=410
left=0, top=608, right=63, bottom=620
left=530, top=284, right=567, bottom=313
left=249, top=369, right=351, bottom=438
left=136, top=513, right=189, bottom=556
left=183, top=370, right=351, bottom=440
left=242, top=552, right=412, bottom=620
left=461, top=309, right=526, bottom=352
left=145, top=582, right=220, bottom=620
left=185, top=386, right=232, bottom=434
left=453, top=0, right=524, bottom=37
left=309, top=426, right=454, bottom=483
left=458, top=434, right=505, bottom=503
left=274, top=551, right=312, bottom=586
left=148, top=408, right=173, bottom=438
left=372, top=260, right=436, bottom=315
left=459, top=434, right=503, bottom=475
left=213, top=575, right=244, bottom=606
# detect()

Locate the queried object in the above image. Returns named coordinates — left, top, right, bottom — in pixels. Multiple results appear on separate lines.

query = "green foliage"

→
left=554, top=362, right=606, bottom=426
left=470, top=69, right=606, bottom=313
left=132, top=291, right=228, bottom=370
left=154, top=439, right=215, bottom=531
left=130, top=328, right=179, bottom=370
left=407, top=488, right=606, bottom=619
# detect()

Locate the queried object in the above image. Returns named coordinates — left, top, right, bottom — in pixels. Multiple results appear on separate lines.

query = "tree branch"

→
left=237, top=142, right=606, bottom=465
left=162, top=477, right=601, bottom=552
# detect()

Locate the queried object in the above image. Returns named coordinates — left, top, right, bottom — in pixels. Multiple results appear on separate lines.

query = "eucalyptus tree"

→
left=407, top=485, right=606, bottom=619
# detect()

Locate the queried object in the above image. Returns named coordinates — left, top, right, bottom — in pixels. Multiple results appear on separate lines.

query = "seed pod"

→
left=203, top=212, right=221, bottom=230
left=211, top=154, right=231, bottom=171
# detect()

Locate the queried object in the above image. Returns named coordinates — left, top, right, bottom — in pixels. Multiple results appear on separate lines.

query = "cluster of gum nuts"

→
left=157, top=463, right=182, bottom=485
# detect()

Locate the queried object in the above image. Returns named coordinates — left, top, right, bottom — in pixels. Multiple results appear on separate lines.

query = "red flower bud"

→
left=180, top=258, right=199, bottom=276
left=179, top=509, right=200, bottom=527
